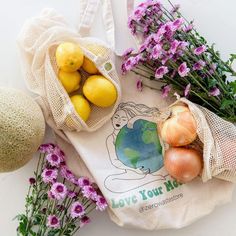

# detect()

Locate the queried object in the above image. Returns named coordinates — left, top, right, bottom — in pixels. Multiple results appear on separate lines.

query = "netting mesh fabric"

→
left=18, top=9, right=121, bottom=132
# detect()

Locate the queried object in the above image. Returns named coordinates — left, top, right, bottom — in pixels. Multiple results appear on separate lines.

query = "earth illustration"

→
left=115, top=119, right=163, bottom=174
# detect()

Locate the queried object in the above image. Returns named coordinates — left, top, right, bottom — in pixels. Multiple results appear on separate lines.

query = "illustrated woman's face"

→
left=112, top=110, right=128, bottom=130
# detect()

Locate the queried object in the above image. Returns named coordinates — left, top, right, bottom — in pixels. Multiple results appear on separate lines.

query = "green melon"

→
left=0, top=87, right=45, bottom=172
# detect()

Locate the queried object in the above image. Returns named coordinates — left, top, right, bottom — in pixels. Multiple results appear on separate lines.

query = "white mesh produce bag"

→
left=17, top=4, right=121, bottom=132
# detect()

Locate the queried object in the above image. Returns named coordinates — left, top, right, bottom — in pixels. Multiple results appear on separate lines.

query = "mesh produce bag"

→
left=160, top=98, right=236, bottom=183
left=17, top=6, right=121, bottom=132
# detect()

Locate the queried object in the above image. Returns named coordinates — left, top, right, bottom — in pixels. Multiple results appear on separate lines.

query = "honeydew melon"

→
left=0, top=87, right=45, bottom=172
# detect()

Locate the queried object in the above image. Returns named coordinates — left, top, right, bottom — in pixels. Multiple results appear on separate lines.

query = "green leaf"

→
left=220, top=99, right=235, bottom=110
left=229, top=80, right=236, bottom=94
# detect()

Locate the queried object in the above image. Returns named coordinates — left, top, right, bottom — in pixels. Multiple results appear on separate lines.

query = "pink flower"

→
left=96, top=195, right=108, bottom=211
left=122, top=48, right=134, bottom=59
left=161, top=85, right=171, bottom=98
left=209, top=87, right=220, bottom=96
left=136, top=79, right=143, bottom=92
left=82, top=185, right=98, bottom=201
left=80, top=216, right=91, bottom=227
left=46, top=153, right=62, bottom=167
left=151, top=44, right=162, bottom=59
left=194, top=45, right=206, bottom=55
left=47, top=190, right=56, bottom=199
left=155, top=66, right=169, bottom=79
left=77, top=177, right=91, bottom=188
left=184, top=83, right=191, bottom=97
left=172, top=17, right=184, bottom=30
left=178, top=62, right=190, bottom=77
left=170, top=4, right=180, bottom=14
left=184, top=23, right=194, bottom=32
left=70, top=202, right=85, bottom=219
left=67, top=190, right=77, bottom=199
left=41, top=168, right=58, bottom=183
left=193, top=60, right=206, bottom=70
left=46, top=215, right=60, bottom=228
left=60, top=165, right=77, bottom=183
left=38, top=143, right=55, bottom=154
left=50, top=182, right=67, bottom=200
left=169, top=40, right=181, bottom=54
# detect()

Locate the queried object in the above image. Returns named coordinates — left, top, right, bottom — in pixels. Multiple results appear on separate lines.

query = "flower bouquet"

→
left=15, top=144, right=107, bottom=236
left=122, top=0, right=236, bottom=122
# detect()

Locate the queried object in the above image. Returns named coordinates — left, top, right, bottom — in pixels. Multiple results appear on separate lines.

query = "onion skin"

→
left=164, top=147, right=203, bottom=183
left=160, top=104, right=197, bottom=147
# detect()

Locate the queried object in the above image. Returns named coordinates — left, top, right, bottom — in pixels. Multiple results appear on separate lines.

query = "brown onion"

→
left=160, top=104, right=197, bottom=146
left=164, top=147, right=203, bottom=183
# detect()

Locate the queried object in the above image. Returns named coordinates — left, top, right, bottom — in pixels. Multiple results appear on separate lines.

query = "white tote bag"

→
left=19, top=0, right=234, bottom=230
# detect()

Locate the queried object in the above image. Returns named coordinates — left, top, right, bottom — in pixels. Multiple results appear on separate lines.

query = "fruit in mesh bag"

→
left=0, top=87, right=45, bottom=172
left=164, top=147, right=203, bottom=183
left=56, top=42, right=84, bottom=72
left=70, top=95, right=91, bottom=122
left=82, top=57, right=98, bottom=74
left=58, top=70, right=81, bottom=93
left=83, top=75, right=117, bottom=107
left=159, top=104, right=197, bottom=147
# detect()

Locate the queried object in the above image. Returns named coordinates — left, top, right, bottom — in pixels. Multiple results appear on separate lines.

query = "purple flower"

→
left=122, top=57, right=138, bottom=72
left=128, top=18, right=136, bottom=35
left=178, top=62, right=190, bottom=77
left=46, top=153, right=62, bottom=167
left=151, top=44, right=162, bottom=59
left=194, top=45, right=207, bottom=55
left=82, top=185, right=98, bottom=201
left=184, top=23, right=194, bottom=32
left=60, top=165, right=77, bottom=184
left=122, top=48, right=134, bottom=59
left=193, top=60, right=206, bottom=70
left=77, top=177, right=90, bottom=188
left=38, top=143, right=55, bottom=153
left=80, top=216, right=91, bottom=227
left=29, top=177, right=36, bottom=185
left=46, top=215, right=60, bottom=228
left=184, top=83, right=191, bottom=97
left=67, top=190, right=77, bottom=199
left=169, top=40, right=180, bottom=54
left=96, top=195, right=108, bottom=211
left=161, top=85, right=171, bottom=98
left=155, top=66, right=169, bottom=79
left=41, top=168, right=58, bottom=184
left=70, top=202, right=85, bottom=219
left=136, top=79, right=143, bottom=92
left=50, top=182, right=67, bottom=200
left=209, top=87, right=220, bottom=96
left=172, top=17, right=184, bottom=30
left=47, top=190, right=56, bottom=199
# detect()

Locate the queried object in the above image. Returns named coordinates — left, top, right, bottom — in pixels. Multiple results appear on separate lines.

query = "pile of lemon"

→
left=55, top=42, right=117, bottom=122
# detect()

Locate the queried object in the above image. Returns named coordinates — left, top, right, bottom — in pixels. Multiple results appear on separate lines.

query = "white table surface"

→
left=0, top=0, right=236, bottom=235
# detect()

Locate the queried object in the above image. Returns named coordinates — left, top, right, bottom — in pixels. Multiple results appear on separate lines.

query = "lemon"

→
left=70, top=95, right=91, bottom=122
left=83, top=75, right=117, bottom=107
left=82, top=57, right=98, bottom=74
left=56, top=42, right=84, bottom=72
left=58, top=70, right=81, bottom=93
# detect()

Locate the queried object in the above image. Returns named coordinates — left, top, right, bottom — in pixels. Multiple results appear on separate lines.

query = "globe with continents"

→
left=115, top=119, right=163, bottom=174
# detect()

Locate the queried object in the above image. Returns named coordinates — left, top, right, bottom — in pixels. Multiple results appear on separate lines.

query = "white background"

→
left=0, top=0, right=236, bottom=235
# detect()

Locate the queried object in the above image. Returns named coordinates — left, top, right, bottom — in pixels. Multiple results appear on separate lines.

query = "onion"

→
left=164, top=147, right=203, bottom=183
left=160, top=104, right=197, bottom=146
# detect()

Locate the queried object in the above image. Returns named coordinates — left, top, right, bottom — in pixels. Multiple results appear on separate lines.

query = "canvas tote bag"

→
left=18, top=0, right=235, bottom=230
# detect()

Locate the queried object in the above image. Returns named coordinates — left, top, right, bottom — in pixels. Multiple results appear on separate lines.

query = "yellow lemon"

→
left=82, top=57, right=98, bottom=74
left=83, top=75, right=117, bottom=107
left=70, top=95, right=91, bottom=122
left=56, top=42, right=84, bottom=72
left=58, top=70, right=81, bottom=93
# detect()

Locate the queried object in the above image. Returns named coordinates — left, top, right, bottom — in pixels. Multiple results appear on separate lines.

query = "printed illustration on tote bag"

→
left=104, top=102, right=168, bottom=193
